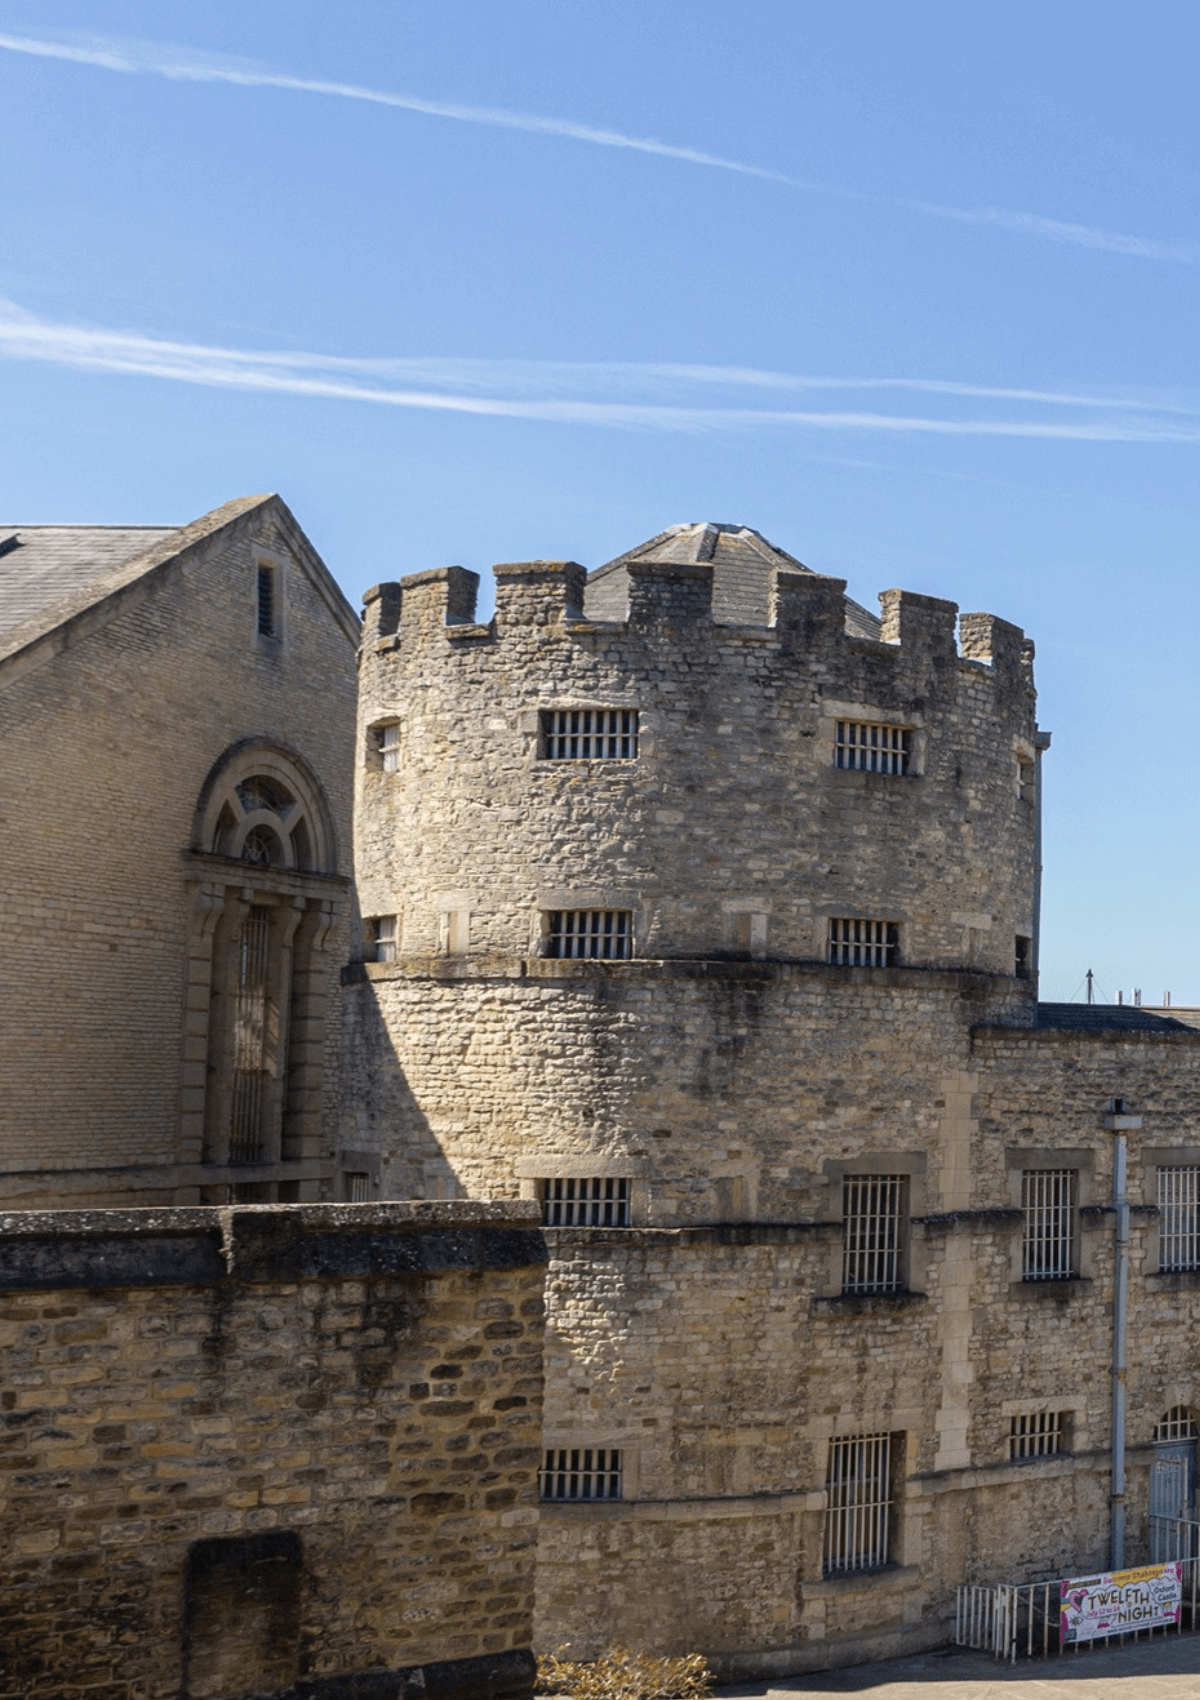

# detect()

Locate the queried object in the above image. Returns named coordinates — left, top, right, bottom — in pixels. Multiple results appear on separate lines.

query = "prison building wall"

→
left=0, top=1201, right=545, bottom=1700
left=0, top=497, right=358, bottom=1207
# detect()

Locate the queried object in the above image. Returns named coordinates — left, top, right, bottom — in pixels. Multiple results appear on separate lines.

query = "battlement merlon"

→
left=359, top=560, right=1035, bottom=691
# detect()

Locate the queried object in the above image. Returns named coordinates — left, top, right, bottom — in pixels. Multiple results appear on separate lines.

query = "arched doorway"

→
left=1150, top=1406, right=1197, bottom=1561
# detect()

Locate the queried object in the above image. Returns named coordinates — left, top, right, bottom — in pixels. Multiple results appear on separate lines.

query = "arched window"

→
left=182, top=741, right=341, bottom=1202
left=1156, top=1407, right=1198, bottom=1442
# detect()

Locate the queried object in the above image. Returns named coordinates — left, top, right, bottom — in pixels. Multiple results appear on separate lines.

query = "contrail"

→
left=0, top=29, right=1193, bottom=263
left=3, top=297, right=1199, bottom=444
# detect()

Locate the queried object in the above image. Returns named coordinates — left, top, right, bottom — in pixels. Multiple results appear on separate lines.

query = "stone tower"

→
left=342, top=524, right=1048, bottom=1674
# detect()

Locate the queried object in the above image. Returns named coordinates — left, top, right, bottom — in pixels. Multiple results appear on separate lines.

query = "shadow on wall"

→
left=339, top=970, right=470, bottom=1200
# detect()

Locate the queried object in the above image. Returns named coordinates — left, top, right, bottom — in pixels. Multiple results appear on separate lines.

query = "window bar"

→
left=836, top=722, right=911, bottom=775
left=548, top=910, right=631, bottom=961
left=1021, top=1169, right=1075, bottom=1279
left=230, top=905, right=270, bottom=1164
left=541, top=1177, right=631, bottom=1227
left=824, top=1433, right=893, bottom=1573
left=1159, top=1167, right=1200, bottom=1272
left=828, top=918, right=898, bottom=968
left=539, top=1447, right=622, bottom=1501
left=842, top=1176, right=906, bottom=1293
left=1009, top=1411, right=1063, bottom=1459
left=543, top=709, right=639, bottom=761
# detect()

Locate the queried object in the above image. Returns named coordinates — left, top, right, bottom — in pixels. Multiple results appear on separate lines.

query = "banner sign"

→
left=1060, top=1562, right=1182, bottom=1644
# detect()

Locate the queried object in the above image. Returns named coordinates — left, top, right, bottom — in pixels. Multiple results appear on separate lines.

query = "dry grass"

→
left=535, top=1646, right=715, bottom=1699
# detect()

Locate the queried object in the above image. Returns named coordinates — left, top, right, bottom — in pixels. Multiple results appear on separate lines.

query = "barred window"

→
left=368, top=915, right=397, bottom=963
left=343, top=1171, right=371, bottom=1203
left=842, top=1176, right=907, bottom=1294
left=541, top=709, right=639, bottom=761
left=1022, top=1169, right=1076, bottom=1280
left=547, top=910, right=631, bottom=960
left=1155, top=1406, right=1199, bottom=1441
left=1009, top=1411, right=1066, bottom=1459
left=540, top=1448, right=622, bottom=1501
left=828, top=918, right=899, bottom=968
left=836, top=721, right=911, bottom=775
left=541, top=1177, right=630, bottom=1227
left=1158, top=1167, right=1200, bottom=1272
left=376, top=722, right=401, bottom=773
left=824, top=1433, right=896, bottom=1574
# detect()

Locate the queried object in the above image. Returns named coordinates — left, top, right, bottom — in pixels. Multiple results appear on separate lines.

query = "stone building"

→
left=345, top=521, right=1200, bottom=1677
left=0, top=496, right=360, bottom=1207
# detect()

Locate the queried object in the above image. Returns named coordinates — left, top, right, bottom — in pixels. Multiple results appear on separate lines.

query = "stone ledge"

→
left=0, top=1201, right=547, bottom=1292
left=540, top=1488, right=824, bottom=1523
left=801, top=1564, right=920, bottom=1599
left=543, top=1222, right=835, bottom=1248
left=810, top=1290, right=928, bottom=1313
left=915, top=1209, right=1023, bottom=1232
left=1007, top=1276, right=1092, bottom=1300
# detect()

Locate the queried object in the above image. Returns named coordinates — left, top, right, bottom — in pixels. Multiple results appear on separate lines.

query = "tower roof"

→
left=585, top=522, right=881, bottom=636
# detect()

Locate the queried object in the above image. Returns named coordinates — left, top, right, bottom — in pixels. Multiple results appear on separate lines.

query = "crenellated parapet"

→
left=353, top=527, right=1042, bottom=987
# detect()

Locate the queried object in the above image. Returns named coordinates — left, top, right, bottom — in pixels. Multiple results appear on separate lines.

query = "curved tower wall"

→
left=345, top=557, right=1040, bottom=1214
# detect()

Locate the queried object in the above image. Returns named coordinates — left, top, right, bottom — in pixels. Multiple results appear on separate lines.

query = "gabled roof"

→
left=0, top=495, right=358, bottom=673
left=584, top=522, right=882, bottom=637
left=0, top=526, right=177, bottom=644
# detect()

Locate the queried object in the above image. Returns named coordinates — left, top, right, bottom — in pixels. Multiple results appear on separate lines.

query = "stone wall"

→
left=0, top=1202, right=545, bottom=1700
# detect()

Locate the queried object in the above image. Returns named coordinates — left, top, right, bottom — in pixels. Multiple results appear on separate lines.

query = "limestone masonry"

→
left=7, top=508, right=1200, bottom=1689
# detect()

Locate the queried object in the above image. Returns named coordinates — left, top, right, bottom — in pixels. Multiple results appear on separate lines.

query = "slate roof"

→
left=0, top=526, right=177, bottom=644
left=584, top=522, right=882, bottom=638
left=1036, top=1003, right=1192, bottom=1034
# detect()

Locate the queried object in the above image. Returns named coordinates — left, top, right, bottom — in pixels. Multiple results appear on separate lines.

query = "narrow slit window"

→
left=1158, top=1167, right=1200, bottom=1272
left=540, top=1177, right=631, bottom=1227
left=824, top=1433, right=896, bottom=1574
left=230, top=905, right=271, bottom=1165
left=376, top=722, right=401, bottom=773
left=1021, top=1169, right=1076, bottom=1280
left=257, top=564, right=277, bottom=637
left=540, top=1448, right=622, bottom=1501
left=835, top=721, right=911, bottom=775
left=547, top=910, right=631, bottom=961
left=842, top=1176, right=907, bottom=1294
left=828, top=918, right=899, bottom=968
left=1009, top=1412, right=1066, bottom=1459
left=540, top=709, right=639, bottom=761
left=368, top=916, right=397, bottom=963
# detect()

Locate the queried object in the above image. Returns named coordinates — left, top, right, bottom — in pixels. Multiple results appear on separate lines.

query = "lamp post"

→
left=1104, top=1097, right=1142, bottom=1570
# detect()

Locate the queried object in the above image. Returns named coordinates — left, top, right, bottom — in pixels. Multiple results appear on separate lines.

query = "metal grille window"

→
left=836, top=721, right=911, bottom=775
left=256, top=564, right=276, bottom=637
left=1009, top=1412, right=1065, bottom=1459
left=540, top=1448, right=622, bottom=1501
left=369, top=915, right=397, bottom=963
left=828, top=918, right=899, bottom=967
left=1156, top=1407, right=1199, bottom=1441
left=1158, top=1167, right=1200, bottom=1272
left=824, top=1433, right=896, bottom=1574
left=842, top=1176, right=907, bottom=1294
left=547, top=910, right=631, bottom=960
left=376, top=722, right=401, bottom=772
left=1021, top=1169, right=1076, bottom=1279
left=541, top=709, right=638, bottom=761
left=540, top=1177, right=631, bottom=1227
left=230, top=905, right=270, bottom=1165
left=344, top=1172, right=371, bottom=1203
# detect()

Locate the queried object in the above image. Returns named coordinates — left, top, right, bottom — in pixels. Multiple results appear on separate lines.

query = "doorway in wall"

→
left=1149, top=1406, right=1198, bottom=1561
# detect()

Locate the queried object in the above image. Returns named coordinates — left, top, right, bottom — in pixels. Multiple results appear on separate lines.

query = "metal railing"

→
left=955, top=1528, right=1200, bottom=1664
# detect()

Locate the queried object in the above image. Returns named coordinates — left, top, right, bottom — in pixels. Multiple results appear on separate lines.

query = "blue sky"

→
left=4, top=2, right=1199, bottom=1003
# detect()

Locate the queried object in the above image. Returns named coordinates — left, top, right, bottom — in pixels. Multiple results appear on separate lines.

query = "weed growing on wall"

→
left=536, top=1646, right=714, bottom=1699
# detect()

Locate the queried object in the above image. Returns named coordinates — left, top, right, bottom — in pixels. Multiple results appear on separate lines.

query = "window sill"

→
left=805, top=1564, right=919, bottom=1597
left=1148, top=1268, right=1200, bottom=1287
left=812, top=1290, right=927, bottom=1312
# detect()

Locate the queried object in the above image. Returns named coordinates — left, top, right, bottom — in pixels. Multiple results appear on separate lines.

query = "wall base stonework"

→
left=0, top=1203, right=546, bottom=1700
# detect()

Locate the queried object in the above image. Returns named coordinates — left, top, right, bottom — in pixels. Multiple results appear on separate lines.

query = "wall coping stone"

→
left=0, top=1201, right=546, bottom=1291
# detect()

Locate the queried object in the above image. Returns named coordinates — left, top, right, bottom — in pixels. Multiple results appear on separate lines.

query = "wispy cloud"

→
left=909, top=200, right=1200, bottom=264
left=3, top=296, right=1200, bottom=444
left=0, top=30, right=801, bottom=187
left=0, top=28, right=1194, bottom=265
